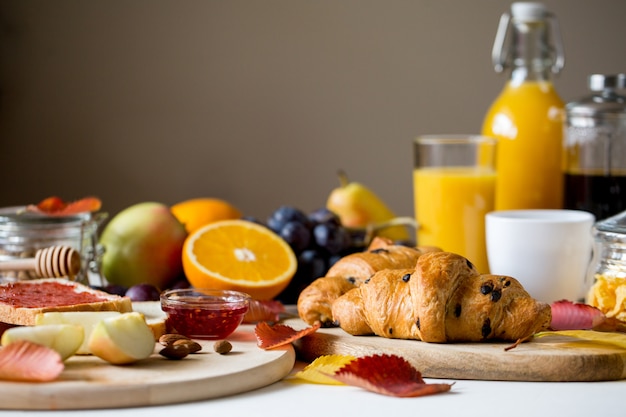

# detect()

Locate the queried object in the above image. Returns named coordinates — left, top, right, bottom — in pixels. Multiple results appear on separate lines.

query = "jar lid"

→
left=566, top=74, right=626, bottom=118
left=595, top=209, right=626, bottom=235
left=0, top=206, right=91, bottom=227
left=589, top=74, right=626, bottom=91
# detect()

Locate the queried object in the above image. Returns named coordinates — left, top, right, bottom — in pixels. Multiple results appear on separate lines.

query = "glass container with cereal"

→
left=586, top=210, right=626, bottom=322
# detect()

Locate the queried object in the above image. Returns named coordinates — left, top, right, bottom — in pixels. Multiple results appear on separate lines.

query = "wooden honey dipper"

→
left=0, top=246, right=82, bottom=279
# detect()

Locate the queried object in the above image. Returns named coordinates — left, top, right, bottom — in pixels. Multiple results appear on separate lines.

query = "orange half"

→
left=182, top=219, right=297, bottom=300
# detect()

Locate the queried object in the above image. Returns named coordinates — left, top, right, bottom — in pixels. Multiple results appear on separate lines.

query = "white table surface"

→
left=0, top=359, right=623, bottom=417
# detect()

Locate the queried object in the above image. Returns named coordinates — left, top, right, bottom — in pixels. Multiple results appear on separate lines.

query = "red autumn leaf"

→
left=27, top=196, right=102, bottom=216
left=329, top=354, right=453, bottom=398
left=0, top=340, right=64, bottom=382
left=550, top=300, right=606, bottom=331
left=242, top=299, right=286, bottom=324
left=255, top=321, right=321, bottom=350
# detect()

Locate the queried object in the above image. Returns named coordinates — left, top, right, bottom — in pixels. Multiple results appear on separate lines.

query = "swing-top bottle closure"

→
left=491, top=2, right=564, bottom=80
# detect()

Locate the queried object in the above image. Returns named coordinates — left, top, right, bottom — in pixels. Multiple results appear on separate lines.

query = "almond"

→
left=173, top=339, right=202, bottom=354
left=158, top=333, right=190, bottom=346
left=159, top=344, right=190, bottom=360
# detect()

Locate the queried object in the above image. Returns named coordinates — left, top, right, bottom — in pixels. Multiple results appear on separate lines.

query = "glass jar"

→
left=586, top=209, right=626, bottom=321
left=0, top=206, right=107, bottom=285
left=563, top=74, right=626, bottom=220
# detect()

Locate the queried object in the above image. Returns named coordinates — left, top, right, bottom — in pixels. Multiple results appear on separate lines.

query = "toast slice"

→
left=0, top=278, right=132, bottom=326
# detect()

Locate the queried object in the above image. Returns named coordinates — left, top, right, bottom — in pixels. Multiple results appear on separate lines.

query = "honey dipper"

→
left=0, top=246, right=82, bottom=279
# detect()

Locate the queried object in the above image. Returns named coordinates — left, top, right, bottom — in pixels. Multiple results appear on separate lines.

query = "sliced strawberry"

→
left=329, top=354, right=452, bottom=397
left=550, top=300, right=606, bottom=331
left=0, top=340, right=64, bottom=382
left=255, top=321, right=321, bottom=350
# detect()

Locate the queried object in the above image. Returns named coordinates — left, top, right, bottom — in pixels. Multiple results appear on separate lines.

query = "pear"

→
left=326, top=171, right=411, bottom=242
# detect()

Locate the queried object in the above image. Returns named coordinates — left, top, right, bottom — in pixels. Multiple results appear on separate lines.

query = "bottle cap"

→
left=511, top=2, right=547, bottom=21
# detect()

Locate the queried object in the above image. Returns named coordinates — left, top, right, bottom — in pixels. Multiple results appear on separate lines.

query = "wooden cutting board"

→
left=285, top=318, right=626, bottom=382
left=0, top=324, right=295, bottom=410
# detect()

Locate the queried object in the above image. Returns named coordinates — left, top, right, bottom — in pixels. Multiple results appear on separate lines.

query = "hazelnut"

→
left=213, top=340, right=232, bottom=355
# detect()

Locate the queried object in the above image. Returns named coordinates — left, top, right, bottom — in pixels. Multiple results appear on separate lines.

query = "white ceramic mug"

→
left=485, top=209, right=595, bottom=303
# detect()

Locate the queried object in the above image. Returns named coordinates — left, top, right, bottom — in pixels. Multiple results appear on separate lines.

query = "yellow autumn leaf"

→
left=294, top=354, right=357, bottom=385
left=536, top=330, right=626, bottom=350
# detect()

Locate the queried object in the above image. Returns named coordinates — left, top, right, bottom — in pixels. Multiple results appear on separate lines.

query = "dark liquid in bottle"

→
left=564, top=173, right=626, bottom=220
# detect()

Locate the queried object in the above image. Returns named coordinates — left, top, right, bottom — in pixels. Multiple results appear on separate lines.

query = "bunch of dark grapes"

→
left=259, top=205, right=365, bottom=304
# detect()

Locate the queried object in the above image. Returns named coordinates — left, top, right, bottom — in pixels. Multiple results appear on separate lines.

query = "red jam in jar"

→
left=161, top=289, right=250, bottom=340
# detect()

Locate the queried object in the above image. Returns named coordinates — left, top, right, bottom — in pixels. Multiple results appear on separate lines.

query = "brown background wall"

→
left=1, top=0, right=625, bottom=224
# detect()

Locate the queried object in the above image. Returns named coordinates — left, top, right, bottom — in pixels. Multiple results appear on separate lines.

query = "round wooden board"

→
left=0, top=324, right=295, bottom=410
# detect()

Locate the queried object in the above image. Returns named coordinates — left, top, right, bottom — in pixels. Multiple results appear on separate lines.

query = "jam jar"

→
left=586, top=209, right=626, bottom=321
left=0, top=206, right=107, bottom=285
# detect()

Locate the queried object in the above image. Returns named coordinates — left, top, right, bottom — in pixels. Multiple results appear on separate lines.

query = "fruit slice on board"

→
left=35, top=311, right=122, bottom=355
left=182, top=219, right=297, bottom=300
left=88, top=312, right=156, bottom=365
left=1, top=324, right=84, bottom=361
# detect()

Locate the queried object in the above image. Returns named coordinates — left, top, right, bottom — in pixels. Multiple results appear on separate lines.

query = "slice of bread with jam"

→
left=0, top=278, right=132, bottom=326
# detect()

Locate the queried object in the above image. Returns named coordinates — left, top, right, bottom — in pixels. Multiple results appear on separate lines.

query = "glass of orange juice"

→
left=413, top=135, right=497, bottom=273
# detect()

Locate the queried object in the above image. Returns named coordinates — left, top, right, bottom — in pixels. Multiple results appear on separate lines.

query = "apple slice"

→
left=88, top=312, right=156, bottom=365
left=132, top=301, right=168, bottom=339
left=35, top=311, right=122, bottom=355
left=1, top=324, right=84, bottom=361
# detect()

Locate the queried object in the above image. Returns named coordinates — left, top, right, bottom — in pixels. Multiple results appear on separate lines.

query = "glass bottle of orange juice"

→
left=482, top=2, right=565, bottom=210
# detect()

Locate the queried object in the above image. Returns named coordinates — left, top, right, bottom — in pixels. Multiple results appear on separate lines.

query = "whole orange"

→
left=171, top=198, right=242, bottom=234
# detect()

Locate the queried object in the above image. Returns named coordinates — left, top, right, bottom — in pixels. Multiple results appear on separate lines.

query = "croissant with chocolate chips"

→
left=331, top=251, right=551, bottom=343
left=296, top=237, right=441, bottom=326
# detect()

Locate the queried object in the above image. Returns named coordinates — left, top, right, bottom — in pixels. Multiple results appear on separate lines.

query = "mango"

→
left=100, top=202, right=187, bottom=289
